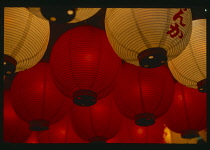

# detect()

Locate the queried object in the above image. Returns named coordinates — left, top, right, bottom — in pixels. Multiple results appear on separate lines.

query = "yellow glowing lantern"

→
left=4, top=7, right=50, bottom=74
left=163, top=126, right=206, bottom=144
left=168, top=19, right=206, bottom=93
left=105, top=8, right=192, bottom=68
left=27, top=7, right=101, bottom=23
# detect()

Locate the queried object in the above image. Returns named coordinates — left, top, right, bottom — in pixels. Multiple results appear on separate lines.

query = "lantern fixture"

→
left=10, top=63, right=72, bottom=131
left=4, top=7, right=50, bottom=73
left=27, top=7, right=101, bottom=24
left=113, top=63, right=175, bottom=127
left=105, top=8, right=192, bottom=68
left=168, top=19, right=206, bottom=93
left=4, top=55, right=17, bottom=76
left=50, top=25, right=122, bottom=107
left=40, top=7, right=77, bottom=23
left=72, top=89, right=98, bottom=107
left=162, top=82, right=206, bottom=139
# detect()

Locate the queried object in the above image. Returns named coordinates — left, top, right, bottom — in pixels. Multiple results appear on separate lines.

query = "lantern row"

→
left=4, top=7, right=206, bottom=93
left=3, top=7, right=207, bottom=143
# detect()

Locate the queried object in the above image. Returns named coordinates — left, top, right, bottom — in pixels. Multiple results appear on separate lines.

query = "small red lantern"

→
left=162, top=82, right=206, bottom=139
left=70, top=93, right=123, bottom=143
left=10, top=63, right=72, bottom=131
left=114, top=63, right=175, bottom=126
left=108, top=117, right=165, bottom=143
left=50, top=25, right=122, bottom=107
left=3, top=91, right=32, bottom=143
left=36, top=114, right=88, bottom=143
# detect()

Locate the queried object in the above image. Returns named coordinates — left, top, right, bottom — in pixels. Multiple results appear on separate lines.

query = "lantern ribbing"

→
left=168, top=19, right=206, bottom=92
left=105, top=8, right=192, bottom=68
left=4, top=7, right=50, bottom=73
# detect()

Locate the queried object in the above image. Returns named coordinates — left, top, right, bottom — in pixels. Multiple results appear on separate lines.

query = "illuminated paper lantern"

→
left=108, top=117, right=165, bottom=143
left=27, top=7, right=101, bottom=23
left=105, top=8, right=192, bottom=68
left=3, top=91, right=32, bottom=143
left=4, top=7, right=50, bottom=74
left=168, top=19, right=206, bottom=93
left=70, top=94, right=123, bottom=143
left=162, top=82, right=206, bottom=139
left=164, top=127, right=207, bottom=144
left=36, top=114, right=88, bottom=143
left=50, top=26, right=122, bottom=106
left=10, top=63, right=72, bottom=131
left=114, top=63, right=175, bottom=126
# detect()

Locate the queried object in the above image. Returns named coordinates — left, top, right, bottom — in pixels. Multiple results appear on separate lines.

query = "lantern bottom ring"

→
left=4, top=54, right=17, bottom=75
left=29, top=120, right=49, bottom=131
left=73, top=89, right=98, bottom=107
left=181, top=129, right=200, bottom=139
left=197, top=79, right=207, bottom=93
left=135, top=113, right=155, bottom=126
left=40, top=7, right=77, bottom=23
left=137, top=47, right=167, bottom=68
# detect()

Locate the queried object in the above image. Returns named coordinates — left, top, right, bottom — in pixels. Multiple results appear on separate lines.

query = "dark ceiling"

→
left=3, top=7, right=207, bottom=90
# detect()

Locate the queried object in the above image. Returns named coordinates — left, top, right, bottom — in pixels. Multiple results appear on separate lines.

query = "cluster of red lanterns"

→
left=3, top=8, right=207, bottom=144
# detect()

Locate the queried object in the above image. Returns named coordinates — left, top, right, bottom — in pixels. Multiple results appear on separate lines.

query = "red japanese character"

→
left=166, top=23, right=183, bottom=39
left=173, top=8, right=187, bottom=27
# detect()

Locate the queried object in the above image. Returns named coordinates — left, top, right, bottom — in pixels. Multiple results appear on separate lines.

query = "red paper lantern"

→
left=114, top=63, right=175, bottom=126
left=108, top=117, right=165, bottom=143
left=10, top=63, right=72, bottom=131
left=36, top=114, right=88, bottom=143
left=50, top=25, right=122, bottom=107
left=162, top=82, right=206, bottom=139
left=70, top=93, right=123, bottom=143
left=3, top=91, right=32, bottom=143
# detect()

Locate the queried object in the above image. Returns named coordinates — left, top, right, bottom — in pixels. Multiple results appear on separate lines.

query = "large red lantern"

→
left=50, top=25, right=122, bottom=107
left=3, top=91, right=32, bottom=143
left=10, top=63, right=72, bottom=131
left=162, top=82, right=206, bottom=139
left=36, top=114, right=88, bottom=143
left=108, top=117, right=165, bottom=143
left=70, top=93, right=123, bottom=143
left=114, top=63, right=175, bottom=126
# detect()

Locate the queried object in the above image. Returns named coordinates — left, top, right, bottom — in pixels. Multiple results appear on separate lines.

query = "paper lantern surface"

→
left=105, top=8, right=192, bottom=68
left=162, top=82, right=206, bottom=138
left=4, top=7, right=50, bottom=73
left=168, top=19, right=206, bottom=92
left=10, top=63, right=72, bottom=131
left=70, top=93, right=123, bottom=143
left=114, top=63, right=175, bottom=126
left=50, top=25, right=122, bottom=106
left=3, top=91, right=32, bottom=143
left=36, top=114, right=88, bottom=143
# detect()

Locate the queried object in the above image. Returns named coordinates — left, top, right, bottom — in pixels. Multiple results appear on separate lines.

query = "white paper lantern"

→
left=27, top=7, right=101, bottom=23
left=168, top=19, right=206, bottom=92
left=163, top=126, right=206, bottom=144
left=4, top=7, right=50, bottom=73
left=105, top=8, right=192, bottom=68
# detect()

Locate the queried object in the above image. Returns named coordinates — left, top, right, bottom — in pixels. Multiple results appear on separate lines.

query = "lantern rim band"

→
left=135, top=113, right=156, bottom=126
left=4, top=54, right=17, bottom=75
left=197, top=79, right=207, bottom=93
left=73, top=89, right=98, bottom=107
left=181, top=129, right=200, bottom=139
left=137, top=47, right=167, bottom=68
left=29, top=120, right=49, bottom=131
